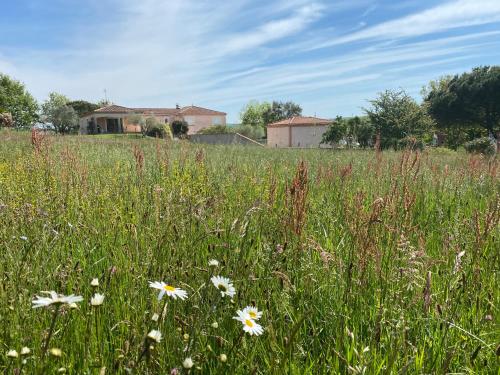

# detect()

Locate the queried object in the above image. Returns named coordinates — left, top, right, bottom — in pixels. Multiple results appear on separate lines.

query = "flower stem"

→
left=42, top=305, right=60, bottom=357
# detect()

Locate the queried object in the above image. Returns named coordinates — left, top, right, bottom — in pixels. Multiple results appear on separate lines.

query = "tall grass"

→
left=0, top=130, right=498, bottom=374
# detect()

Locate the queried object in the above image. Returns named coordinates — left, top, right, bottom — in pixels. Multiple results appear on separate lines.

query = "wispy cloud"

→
left=311, top=0, right=500, bottom=49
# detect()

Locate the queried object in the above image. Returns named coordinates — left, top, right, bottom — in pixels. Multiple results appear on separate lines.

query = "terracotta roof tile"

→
left=267, top=116, right=332, bottom=127
left=179, top=106, right=226, bottom=116
left=94, top=105, right=133, bottom=113
left=83, top=104, right=225, bottom=117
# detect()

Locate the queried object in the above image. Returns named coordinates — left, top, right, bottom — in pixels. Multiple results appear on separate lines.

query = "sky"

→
left=1, top=0, right=499, bottom=122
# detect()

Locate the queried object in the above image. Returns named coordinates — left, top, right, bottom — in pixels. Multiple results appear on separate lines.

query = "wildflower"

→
left=211, top=276, right=236, bottom=298
left=90, top=278, right=99, bottom=287
left=32, top=291, right=83, bottom=309
left=208, top=259, right=219, bottom=267
left=183, top=357, right=194, bottom=369
left=69, top=303, right=79, bottom=309
left=183, top=333, right=190, bottom=341
left=151, top=313, right=159, bottom=322
left=49, top=348, right=62, bottom=357
left=6, top=349, right=18, bottom=358
left=20, top=347, right=31, bottom=356
left=211, top=321, right=219, bottom=329
left=149, top=281, right=188, bottom=301
left=91, top=293, right=105, bottom=306
left=170, top=368, right=179, bottom=375
left=147, top=330, right=162, bottom=343
left=242, top=306, right=262, bottom=321
left=220, top=353, right=227, bottom=362
left=20, top=236, right=28, bottom=241
left=233, top=310, right=264, bottom=336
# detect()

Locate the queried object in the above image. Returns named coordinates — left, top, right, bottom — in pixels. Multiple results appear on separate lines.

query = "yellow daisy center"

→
left=249, top=311, right=257, bottom=319
left=245, top=319, right=254, bottom=327
left=217, top=284, right=227, bottom=292
left=163, top=285, right=176, bottom=292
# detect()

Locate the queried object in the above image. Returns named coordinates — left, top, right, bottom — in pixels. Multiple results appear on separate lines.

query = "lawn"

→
left=0, top=130, right=498, bottom=374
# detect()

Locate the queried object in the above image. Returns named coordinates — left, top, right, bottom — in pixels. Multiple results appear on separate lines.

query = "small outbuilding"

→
left=267, top=116, right=332, bottom=148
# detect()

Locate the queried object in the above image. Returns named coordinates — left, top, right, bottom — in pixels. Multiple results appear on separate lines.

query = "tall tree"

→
left=51, top=105, right=79, bottom=134
left=0, top=73, right=38, bottom=128
left=364, top=89, right=432, bottom=150
left=424, top=66, right=500, bottom=138
left=240, top=100, right=271, bottom=127
left=321, top=116, right=345, bottom=147
left=41, top=92, right=70, bottom=122
left=262, top=101, right=302, bottom=125
left=67, top=100, right=99, bottom=116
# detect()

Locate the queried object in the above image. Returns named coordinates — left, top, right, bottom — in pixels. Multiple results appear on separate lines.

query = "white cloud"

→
left=312, top=0, right=500, bottom=49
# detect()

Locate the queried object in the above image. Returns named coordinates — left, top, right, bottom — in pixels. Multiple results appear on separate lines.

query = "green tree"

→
left=354, top=118, right=375, bottom=148
left=321, top=116, right=345, bottom=147
left=128, top=114, right=146, bottom=135
left=240, top=100, right=271, bottom=127
left=262, top=101, right=302, bottom=125
left=364, top=89, right=432, bottom=150
left=0, top=73, right=38, bottom=128
left=171, top=120, right=189, bottom=138
left=52, top=105, right=79, bottom=134
left=424, top=66, right=500, bottom=139
left=67, top=100, right=99, bottom=116
left=42, top=92, right=70, bottom=122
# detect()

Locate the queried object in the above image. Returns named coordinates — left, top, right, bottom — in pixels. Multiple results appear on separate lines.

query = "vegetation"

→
left=463, top=137, right=497, bottom=156
left=171, top=120, right=189, bottom=138
left=364, top=89, right=433, bottom=150
left=197, top=125, right=232, bottom=135
left=240, top=100, right=302, bottom=128
left=0, top=73, right=39, bottom=128
left=50, top=105, right=79, bottom=134
left=67, top=100, right=100, bottom=117
left=321, top=117, right=344, bottom=147
left=424, top=66, right=500, bottom=137
left=0, top=130, right=497, bottom=373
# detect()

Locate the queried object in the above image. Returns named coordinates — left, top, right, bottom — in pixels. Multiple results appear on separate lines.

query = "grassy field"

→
left=0, top=130, right=498, bottom=374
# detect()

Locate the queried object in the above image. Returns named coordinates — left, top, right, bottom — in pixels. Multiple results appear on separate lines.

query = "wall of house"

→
left=122, top=117, right=141, bottom=133
left=183, top=115, right=226, bottom=134
left=267, top=126, right=290, bottom=148
left=290, top=125, right=329, bottom=148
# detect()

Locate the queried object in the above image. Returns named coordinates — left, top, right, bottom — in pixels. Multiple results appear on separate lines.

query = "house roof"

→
left=82, top=104, right=226, bottom=117
left=178, top=105, right=226, bottom=116
left=267, top=116, right=332, bottom=128
left=94, top=105, right=134, bottom=114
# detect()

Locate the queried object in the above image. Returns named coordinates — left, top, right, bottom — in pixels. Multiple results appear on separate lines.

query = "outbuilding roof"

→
left=267, top=116, right=332, bottom=127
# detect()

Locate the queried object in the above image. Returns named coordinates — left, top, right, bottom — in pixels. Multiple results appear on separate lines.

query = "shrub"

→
left=233, top=125, right=265, bottom=140
left=171, top=120, right=189, bottom=138
left=397, top=136, right=425, bottom=151
left=197, top=125, right=233, bottom=135
left=464, top=137, right=496, bottom=156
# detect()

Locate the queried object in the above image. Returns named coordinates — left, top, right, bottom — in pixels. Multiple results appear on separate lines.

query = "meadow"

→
left=0, top=130, right=498, bottom=374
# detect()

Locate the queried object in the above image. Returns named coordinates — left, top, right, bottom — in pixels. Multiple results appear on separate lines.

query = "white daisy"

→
left=182, top=357, right=194, bottom=369
left=210, top=276, right=236, bottom=298
left=208, top=259, right=219, bottom=267
left=147, top=329, right=162, bottom=343
left=90, top=278, right=99, bottom=287
left=233, top=309, right=264, bottom=336
left=149, top=281, right=188, bottom=301
left=90, top=293, right=105, bottom=306
left=242, top=306, right=262, bottom=321
left=6, top=349, right=18, bottom=358
left=32, top=291, right=83, bottom=309
left=20, top=347, right=31, bottom=356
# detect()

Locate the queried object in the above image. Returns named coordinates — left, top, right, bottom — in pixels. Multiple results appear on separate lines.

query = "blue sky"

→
left=1, top=0, right=499, bottom=122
